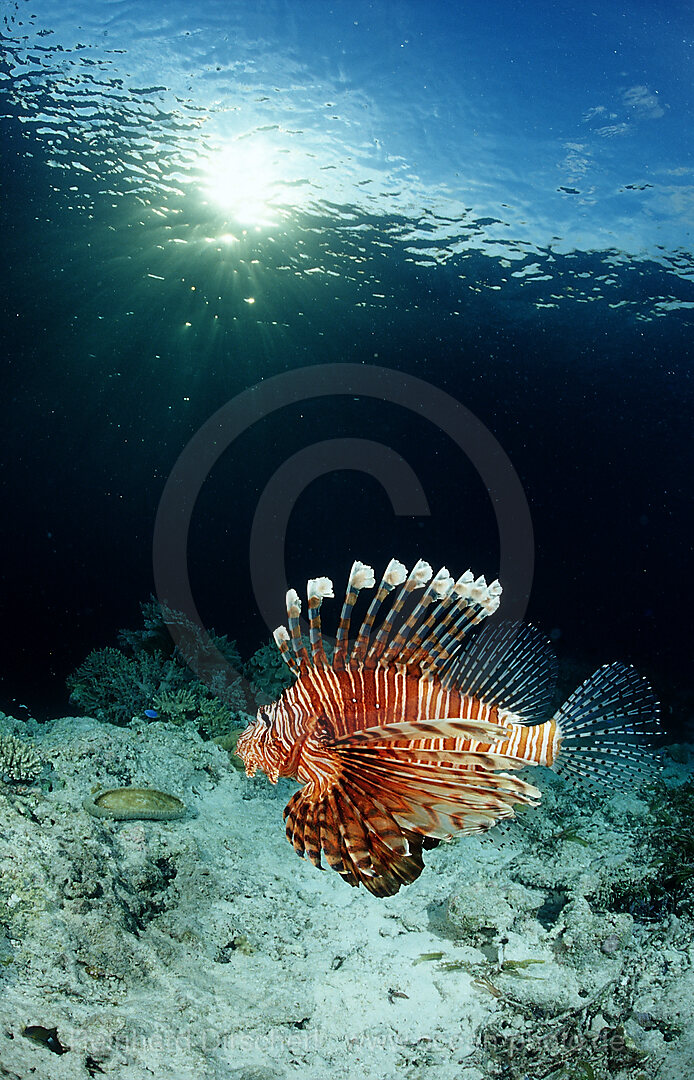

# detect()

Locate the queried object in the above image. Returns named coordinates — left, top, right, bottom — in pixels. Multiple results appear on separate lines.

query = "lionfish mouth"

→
left=235, top=724, right=282, bottom=782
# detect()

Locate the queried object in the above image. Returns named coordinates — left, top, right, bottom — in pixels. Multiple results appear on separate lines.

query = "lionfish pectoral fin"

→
left=551, top=661, right=661, bottom=788
left=283, top=779, right=426, bottom=897
left=331, top=737, right=542, bottom=841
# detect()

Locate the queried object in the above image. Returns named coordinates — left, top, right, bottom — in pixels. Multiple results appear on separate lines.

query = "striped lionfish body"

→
left=237, top=559, right=660, bottom=897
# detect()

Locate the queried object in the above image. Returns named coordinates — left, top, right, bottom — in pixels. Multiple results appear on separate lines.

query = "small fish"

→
left=236, top=559, right=660, bottom=897
left=144, top=708, right=159, bottom=719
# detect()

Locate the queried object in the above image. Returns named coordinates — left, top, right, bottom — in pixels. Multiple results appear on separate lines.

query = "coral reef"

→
left=66, top=647, right=188, bottom=725
left=0, top=711, right=691, bottom=1080
left=66, top=599, right=250, bottom=730
left=244, top=638, right=294, bottom=705
left=0, top=732, right=42, bottom=783
left=119, top=596, right=244, bottom=704
left=153, top=687, right=250, bottom=739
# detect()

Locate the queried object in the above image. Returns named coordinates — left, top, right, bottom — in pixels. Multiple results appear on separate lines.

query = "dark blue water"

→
left=1, top=0, right=692, bottom=732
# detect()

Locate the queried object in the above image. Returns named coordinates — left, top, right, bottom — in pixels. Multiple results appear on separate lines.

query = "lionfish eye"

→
left=258, top=708, right=271, bottom=729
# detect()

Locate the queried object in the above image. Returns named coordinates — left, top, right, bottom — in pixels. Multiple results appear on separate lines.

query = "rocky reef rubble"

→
left=0, top=713, right=692, bottom=1080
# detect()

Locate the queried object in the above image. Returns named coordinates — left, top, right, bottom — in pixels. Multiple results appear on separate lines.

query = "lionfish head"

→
left=235, top=705, right=284, bottom=784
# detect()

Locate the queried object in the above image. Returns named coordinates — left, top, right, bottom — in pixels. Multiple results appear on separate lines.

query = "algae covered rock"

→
left=553, top=894, right=634, bottom=976
left=445, top=879, right=545, bottom=945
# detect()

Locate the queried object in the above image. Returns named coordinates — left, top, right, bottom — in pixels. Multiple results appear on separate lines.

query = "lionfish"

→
left=237, top=559, right=660, bottom=897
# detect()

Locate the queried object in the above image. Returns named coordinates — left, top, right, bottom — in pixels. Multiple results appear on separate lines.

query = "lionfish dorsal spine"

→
left=380, top=566, right=454, bottom=669
left=350, top=558, right=407, bottom=666
left=404, top=568, right=478, bottom=668
left=272, top=624, right=300, bottom=675
left=286, top=588, right=309, bottom=671
left=271, top=558, right=504, bottom=680
left=332, top=560, right=376, bottom=670
left=429, top=573, right=503, bottom=657
left=307, top=576, right=334, bottom=667
left=365, top=559, right=432, bottom=666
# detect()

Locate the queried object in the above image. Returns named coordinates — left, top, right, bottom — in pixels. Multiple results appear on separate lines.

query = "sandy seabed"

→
left=1, top=714, right=692, bottom=1080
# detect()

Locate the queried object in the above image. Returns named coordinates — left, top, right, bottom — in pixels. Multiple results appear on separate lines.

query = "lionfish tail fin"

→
left=552, top=661, right=662, bottom=788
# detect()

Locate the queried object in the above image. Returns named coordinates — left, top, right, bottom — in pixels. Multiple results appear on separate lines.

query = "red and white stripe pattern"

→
left=235, top=558, right=560, bottom=894
left=236, top=557, right=659, bottom=895
left=238, top=664, right=559, bottom=785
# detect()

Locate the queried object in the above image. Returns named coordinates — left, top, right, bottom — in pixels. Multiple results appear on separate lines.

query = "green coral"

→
left=119, top=597, right=244, bottom=704
left=243, top=639, right=294, bottom=705
left=153, top=688, right=199, bottom=723
left=66, top=647, right=188, bottom=726
left=0, top=733, right=42, bottom=783
left=153, top=687, right=247, bottom=739
left=66, top=599, right=250, bottom=731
